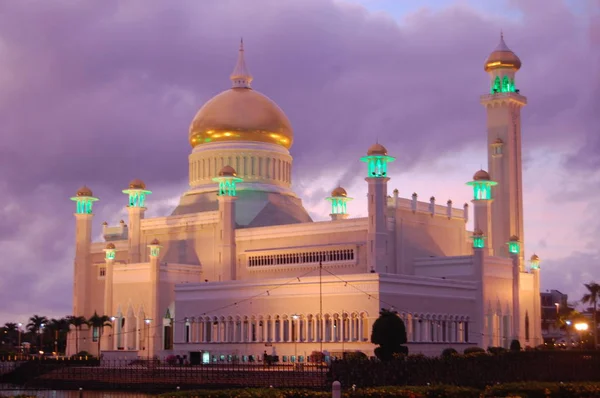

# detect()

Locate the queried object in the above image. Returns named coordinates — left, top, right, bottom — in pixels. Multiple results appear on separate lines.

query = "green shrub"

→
left=510, top=339, right=521, bottom=352
left=487, top=346, right=507, bottom=355
left=463, top=346, right=485, bottom=355
left=441, top=348, right=459, bottom=358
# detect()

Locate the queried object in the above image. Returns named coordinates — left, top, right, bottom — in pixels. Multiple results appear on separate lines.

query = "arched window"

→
left=492, top=76, right=501, bottom=93
left=502, top=76, right=510, bottom=92
left=525, top=311, right=530, bottom=342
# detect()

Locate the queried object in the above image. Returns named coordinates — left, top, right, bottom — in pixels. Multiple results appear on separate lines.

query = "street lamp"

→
left=575, top=322, right=589, bottom=347
left=292, top=315, right=299, bottom=364
left=17, top=323, right=22, bottom=357
left=144, top=318, right=152, bottom=360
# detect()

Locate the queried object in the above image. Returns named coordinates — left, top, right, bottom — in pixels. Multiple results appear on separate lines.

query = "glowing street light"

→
left=575, top=322, right=589, bottom=347
left=144, top=318, right=152, bottom=360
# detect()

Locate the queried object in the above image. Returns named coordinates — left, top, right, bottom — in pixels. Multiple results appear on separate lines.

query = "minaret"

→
left=360, top=143, right=395, bottom=273
left=529, top=253, right=541, bottom=345
left=213, top=166, right=242, bottom=281
left=507, top=235, right=522, bottom=342
left=148, top=238, right=162, bottom=358
left=122, top=179, right=151, bottom=264
left=102, top=243, right=116, bottom=351
left=230, top=38, right=253, bottom=88
left=466, top=169, right=497, bottom=256
left=326, top=186, right=353, bottom=220
left=471, top=229, right=486, bottom=346
left=70, top=186, right=99, bottom=318
left=481, top=33, right=527, bottom=262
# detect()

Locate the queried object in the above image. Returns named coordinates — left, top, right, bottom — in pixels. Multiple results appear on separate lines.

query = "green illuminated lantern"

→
left=471, top=229, right=486, bottom=249
left=70, top=186, right=99, bottom=214
left=530, top=253, right=540, bottom=270
left=466, top=170, right=497, bottom=200
left=326, top=186, right=353, bottom=215
left=104, top=242, right=116, bottom=260
left=148, top=238, right=162, bottom=258
left=507, top=235, right=520, bottom=255
left=122, top=179, right=151, bottom=207
left=360, top=143, right=395, bottom=178
left=212, top=165, right=243, bottom=196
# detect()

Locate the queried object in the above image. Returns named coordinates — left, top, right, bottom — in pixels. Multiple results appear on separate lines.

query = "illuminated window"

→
left=491, top=76, right=501, bottom=93
left=92, top=327, right=99, bottom=342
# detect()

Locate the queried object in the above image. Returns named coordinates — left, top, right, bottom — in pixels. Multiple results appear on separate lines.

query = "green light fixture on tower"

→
left=104, top=242, right=116, bottom=260
left=326, top=186, right=353, bottom=216
left=471, top=229, right=485, bottom=249
left=507, top=235, right=520, bottom=255
left=213, top=165, right=243, bottom=196
left=530, top=253, right=540, bottom=270
left=466, top=169, right=497, bottom=200
left=360, top=143, right=395, bottom=178
left=70, top=186, right=99, bottom=214
left=122, top=179, right=151, bottom=207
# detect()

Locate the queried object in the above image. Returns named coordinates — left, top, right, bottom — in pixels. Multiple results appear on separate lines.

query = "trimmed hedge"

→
left=159, top=383, right=600, bottom=397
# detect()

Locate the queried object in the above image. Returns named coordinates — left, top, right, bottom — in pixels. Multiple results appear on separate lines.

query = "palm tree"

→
left=67, top=315, right=88, bottom=355
left=27, top=315, right=49, bottom=351
left=3, top=323, right=18, bottom=346
left=87, top=312, right=112, bottom=357
left=581, top=282, right=600, bottom=349
left=48, top=318, right=71, bottom=354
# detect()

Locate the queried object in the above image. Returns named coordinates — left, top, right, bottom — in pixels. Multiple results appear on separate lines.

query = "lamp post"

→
left=575, top=322, right=589, bottom=348
left=17, top=323, right=22, bottom=357
left=39, top=323, right=45, bottom=354
left=144, top=318, right=152, bottom=360
left=292, top=314, right=299, bottom=364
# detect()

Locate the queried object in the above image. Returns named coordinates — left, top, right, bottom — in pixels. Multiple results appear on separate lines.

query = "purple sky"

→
left=0, top=0, right=597, bottom=324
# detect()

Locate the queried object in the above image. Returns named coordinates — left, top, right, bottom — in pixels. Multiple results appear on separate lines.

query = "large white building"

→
left=67, top=35, right=542, bottom=362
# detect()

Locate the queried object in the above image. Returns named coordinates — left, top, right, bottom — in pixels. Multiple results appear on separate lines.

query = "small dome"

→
left=430, top=196, right=435, bottom=201
left=102, top=221, right=108, bottom=226
left=494, top=138, right=504, bottom=145
left=367, top=143, right=388, bottom=156
left=509, top=235, right=520, bottom=242
left=473, top=169, right=491, bottom=181
left=105, top=243, right=116, bottom=250
left=76, top=186, right=93, bottom=197
left=473, top=229, right=484, bottom=237
left=485, top=33, right=521, bottom=72
left=128, top=179, right=146, bottom=190
left=393, top=188, right=399, bottom=194
left=119, top=220, right=125, bottom=224
left=530, top=253, right=540, bottom=262
left=331, top=186, right=347, bottom=197
left=218, top=165, right=237, bottom=177
left=150, top=238, right=160, bottom=245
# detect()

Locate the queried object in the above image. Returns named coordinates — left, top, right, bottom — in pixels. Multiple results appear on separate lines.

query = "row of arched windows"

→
left=247, top=249, right=356, bottom=267
left=491, top=75, right=516, bottom=94
left=191, top=155, right=292, bottom=184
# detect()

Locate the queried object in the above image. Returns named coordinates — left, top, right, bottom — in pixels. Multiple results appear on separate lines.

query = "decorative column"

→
left=122, top=179, right=151, bottom=264
left=102, top=243, right=116, bottom=351
left=530, top=254, right=542, bottom=345
left=466, top=170, right=497, bottom=256
left=471, top=229, right=487, bottom=348
left=326, top=186, right=353, bottom=221
left=148, top=238, right=162, bottom=358
left=360, top=143, right=395, bottom=273
left=213, top=166, right=242, bottom=281
left=507, top=235, right=521, bottom=343
left=69, top=186, right=98, bottom=355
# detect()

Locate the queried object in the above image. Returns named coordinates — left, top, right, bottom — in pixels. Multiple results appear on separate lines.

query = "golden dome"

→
left=509, top=235, right=520, bottom=242
left=530, top=253, right=540, bottom=262
left=76, top=186, right=93, bottom=197
left=473, top=229, right=484, bottom=237
left=367, top=143, right=388, bottom=156
left=189, top=88, right=293, bottom=149
left=102, top=221, right=108, bottom=226
left=331, top=186, right=347, bottom=197
left=473, top=169, right=491, bottom=181
left=128, top=179, right=146, bottom=190
left=218, top=165, right=237, bottom=177
left=150, top=238, right=160, bottom=245
left=485, top=33, right=521, bottom=72
left=105, top=243, right=116, bottom=250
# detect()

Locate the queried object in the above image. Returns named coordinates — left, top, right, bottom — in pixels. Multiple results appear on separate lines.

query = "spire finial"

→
left=500, top=29, right=504, bottom=40
left=230, top=38, right=253, bottom=88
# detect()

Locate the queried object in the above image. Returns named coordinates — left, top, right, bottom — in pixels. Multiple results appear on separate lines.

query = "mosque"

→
left=67, top=34, right=542, bottom=362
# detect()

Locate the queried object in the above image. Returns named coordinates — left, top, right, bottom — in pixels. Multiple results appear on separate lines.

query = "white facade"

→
left=67, top=36, right=542, bottom=361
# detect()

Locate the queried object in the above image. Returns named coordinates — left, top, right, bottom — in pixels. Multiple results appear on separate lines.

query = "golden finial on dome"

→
left=473, top=169, right=491, bottom=181
left=218, top=165, right=237, bottom=177
left=128, top=179, right=146, bottom=190
left=367, top=143, right=388, bottom=156
left=484, top=32, right=522, bottom=72
left=331, top=186, right=348, bottom=198
left=76, top=186, right=93, bottom=197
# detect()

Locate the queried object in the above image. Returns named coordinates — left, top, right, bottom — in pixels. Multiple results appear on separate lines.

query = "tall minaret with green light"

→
left=481, top=33, right=527, bottom=265
left=361, top=143, right=394, bottom=273
left=122, top=179, right=151, bottom=263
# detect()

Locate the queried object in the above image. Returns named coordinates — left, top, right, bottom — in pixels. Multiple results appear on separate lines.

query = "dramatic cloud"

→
left=0, top=0, right=596, bottom=323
